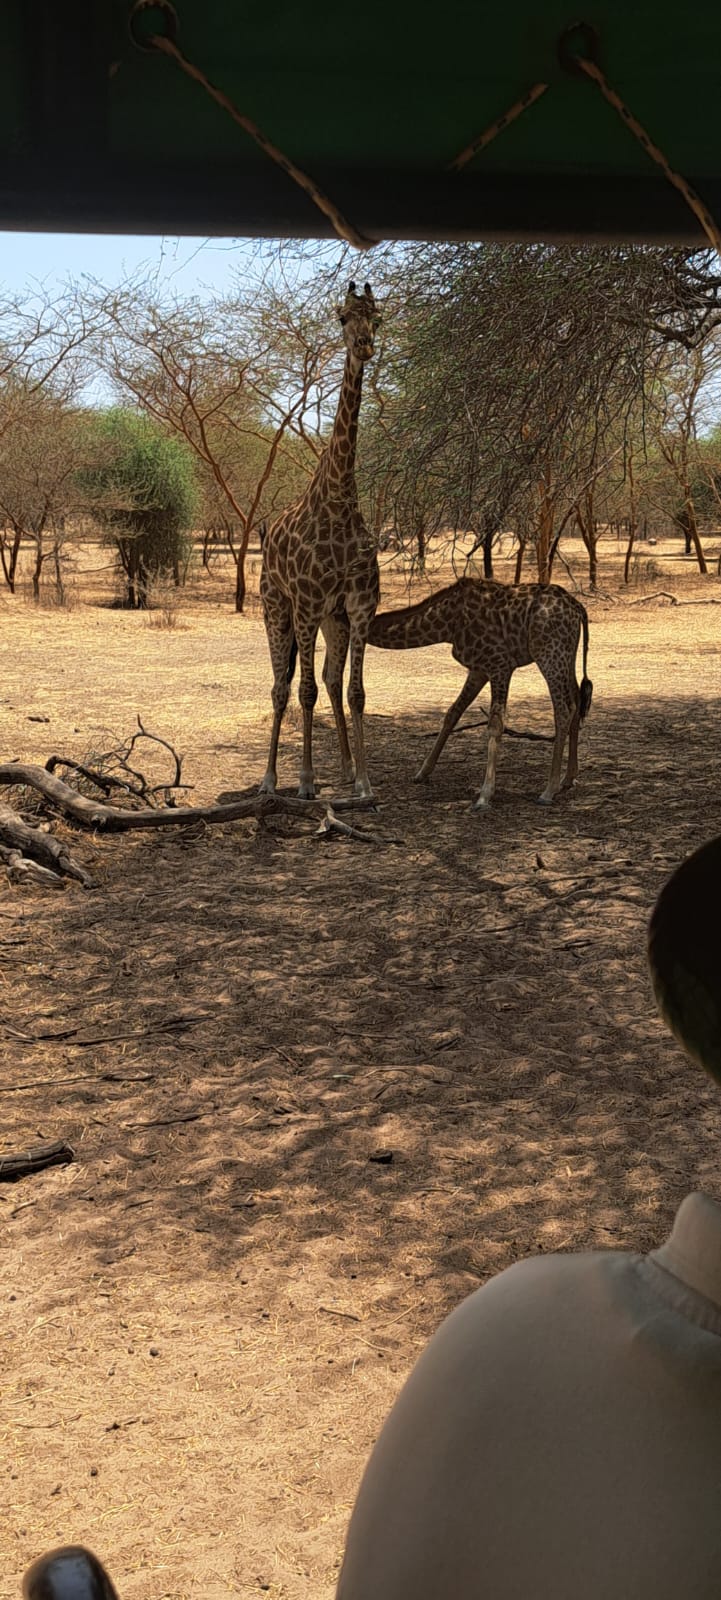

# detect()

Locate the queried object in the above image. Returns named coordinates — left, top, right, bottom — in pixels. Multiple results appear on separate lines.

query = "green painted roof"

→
left=2, top=0, right=720, bottom=240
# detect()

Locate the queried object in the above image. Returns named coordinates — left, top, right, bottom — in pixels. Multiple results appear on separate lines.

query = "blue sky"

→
left=0, top=233, right=253, bottom=297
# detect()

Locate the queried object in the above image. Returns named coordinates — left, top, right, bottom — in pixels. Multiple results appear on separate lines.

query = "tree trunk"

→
left=417, top=522, right=426, bottom=569
left=53, top=543, right=65, bottom=603
left=535, top=465, right=553, bottom=584
left=234, top=517, right=251, bottom=613
left=679, top=439, right=708, bottom=573
left=573, top=488, right=598, bottom=591
left=481, top=512, right=495, bottom=578
left=514, top=537, right=526, bottom=584
left=1, top=527, right=23, bottom=593
left=32, top=534, right=44, bottom=601
left=548, top=530, right=562, bottom=577
left=623, top=454, right=638, bottom=584
left=684, top=505, right=707, bottom=573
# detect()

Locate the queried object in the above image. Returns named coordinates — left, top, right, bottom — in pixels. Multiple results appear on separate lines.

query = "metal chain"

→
left=128, top=2, right=374, bottom=251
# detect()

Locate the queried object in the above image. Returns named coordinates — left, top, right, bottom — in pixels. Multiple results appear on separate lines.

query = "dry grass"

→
left=2, top=536, right=721, bottom=1599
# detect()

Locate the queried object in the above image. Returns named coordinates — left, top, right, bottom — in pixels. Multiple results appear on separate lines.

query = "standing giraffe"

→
left=368, top=578, right=592, bottom=807
left=259, top=281, right=381, bottom=800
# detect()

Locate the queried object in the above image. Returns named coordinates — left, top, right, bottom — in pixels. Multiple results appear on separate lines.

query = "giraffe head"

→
left=336, top=280, right=380, bottom=368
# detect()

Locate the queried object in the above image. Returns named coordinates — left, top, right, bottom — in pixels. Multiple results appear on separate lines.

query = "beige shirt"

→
left=337, top=1193, right=721, bottom=1600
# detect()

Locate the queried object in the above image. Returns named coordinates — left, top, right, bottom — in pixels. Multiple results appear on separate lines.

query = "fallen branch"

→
left=0, top=1139, right=74, bottom=1182
left=0, top=803, right=95, bottom=887
left=626, top=591, right=679, bottom=606
left=45, top=719, right=191, bottom=809
left=316, top=806, right=403, bottom=846
left=0, top=765, right=378, bottom=833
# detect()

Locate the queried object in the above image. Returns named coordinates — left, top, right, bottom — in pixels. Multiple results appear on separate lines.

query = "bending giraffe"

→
left=259, top=281, right=380, bottom=800
left=368, top=578, right=593, bottom=807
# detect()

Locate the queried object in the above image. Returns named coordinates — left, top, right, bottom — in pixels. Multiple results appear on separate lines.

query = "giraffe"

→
left=368, top=577, right=592, bottom=807
left=259, top=281, right=381, bottom=800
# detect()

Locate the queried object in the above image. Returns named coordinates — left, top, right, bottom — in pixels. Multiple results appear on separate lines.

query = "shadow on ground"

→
left=3, top=692, right=721, bottom=1318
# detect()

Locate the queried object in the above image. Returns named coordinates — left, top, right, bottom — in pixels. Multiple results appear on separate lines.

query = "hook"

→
left=128, top=0, right=179, bottom=52
left=557, top=21, right=601, bottom=77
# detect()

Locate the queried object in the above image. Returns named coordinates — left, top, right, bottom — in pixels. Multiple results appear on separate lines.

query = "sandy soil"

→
left=2, top=539, right=721, bottom=1600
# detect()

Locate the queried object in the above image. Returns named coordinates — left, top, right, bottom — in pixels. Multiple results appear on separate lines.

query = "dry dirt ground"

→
left=2, top=541, right=721, bottom=1600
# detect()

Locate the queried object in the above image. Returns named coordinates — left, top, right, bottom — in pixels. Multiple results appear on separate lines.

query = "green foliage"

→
left=82, top=407, right=198, bottom=604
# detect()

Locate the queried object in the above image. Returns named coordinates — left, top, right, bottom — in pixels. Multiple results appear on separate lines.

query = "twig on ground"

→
left=316, top=806, right=403, bottom=845
left=0, top=1012, right=209, bottom=1047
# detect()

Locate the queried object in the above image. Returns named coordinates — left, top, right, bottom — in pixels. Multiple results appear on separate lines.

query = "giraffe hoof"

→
left=536, top=793, right=555, bottom=807
left=298, top=783, right=317, bottom=801
left=258, top=777, right=277, bottom=796
left=413, top=768, right=430, bottom=784
left=472, top=795, right=491, bottom=811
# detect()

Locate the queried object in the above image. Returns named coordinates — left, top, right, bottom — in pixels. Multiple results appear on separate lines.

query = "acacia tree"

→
left=0, top=286, right=95, bottom=593
left=642, top=338, right=721, bottom=574
left=90, top=262, right=339, bottom=611
left=358, top=245, right=721, bottom=583
left=0, top=394, right=102, bottom=598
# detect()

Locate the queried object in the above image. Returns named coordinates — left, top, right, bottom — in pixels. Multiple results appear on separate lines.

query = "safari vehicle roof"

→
left=2, top=0, right=719, bottom=243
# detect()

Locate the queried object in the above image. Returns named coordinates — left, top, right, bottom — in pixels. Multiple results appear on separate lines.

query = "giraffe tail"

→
left=287, top=633, right=298, bottom=685
left=579, top=607, right=593, bottom=720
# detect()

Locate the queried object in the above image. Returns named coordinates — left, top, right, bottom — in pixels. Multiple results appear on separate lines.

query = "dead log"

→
left=0, top=845, right=67, bottom=888
left=0, top=1139, right=74, bottom=1182
left=0, top=765, right=378, bottom=833
left=0, top=803, right=95, bottom=887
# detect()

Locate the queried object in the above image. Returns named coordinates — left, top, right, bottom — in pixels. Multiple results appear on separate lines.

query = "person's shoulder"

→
left=451, top=1247, right=639, bottom=1325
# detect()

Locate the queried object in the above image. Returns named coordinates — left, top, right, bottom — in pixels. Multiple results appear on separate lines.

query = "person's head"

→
left=648, top=835, right=721, bottom=1081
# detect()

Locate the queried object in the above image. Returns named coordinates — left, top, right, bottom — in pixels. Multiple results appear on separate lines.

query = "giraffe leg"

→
left=347, top=629, right=373, bottom=799
left=321, top=614, right=354, bottom=786
left=537, top=668, right=575, bottom=805
left=473, top=675, right=510, bottom=810
left=259, top=607, right=295, bottom=795
left=415, top=671, right=487, bottom=783
left=296, top=626, right=320, bottom=799
left=561, top=684, right=582, bottom=791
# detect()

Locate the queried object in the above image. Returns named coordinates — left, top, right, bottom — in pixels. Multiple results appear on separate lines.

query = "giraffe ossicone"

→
left=259, top=281, right=381, bottom=800
left=368, top=578, right=593, bottom=808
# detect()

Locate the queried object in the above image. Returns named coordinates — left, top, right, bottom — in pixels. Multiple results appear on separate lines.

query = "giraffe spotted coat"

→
left=259, top=282, right=380, bottom=800
left=369, top=577, right=592, bottom=807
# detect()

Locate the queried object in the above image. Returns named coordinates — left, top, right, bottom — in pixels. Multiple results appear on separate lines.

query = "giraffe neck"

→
left=315, top=352, right=364, bottom=498
left=368, top=588, right=457, bottom=648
